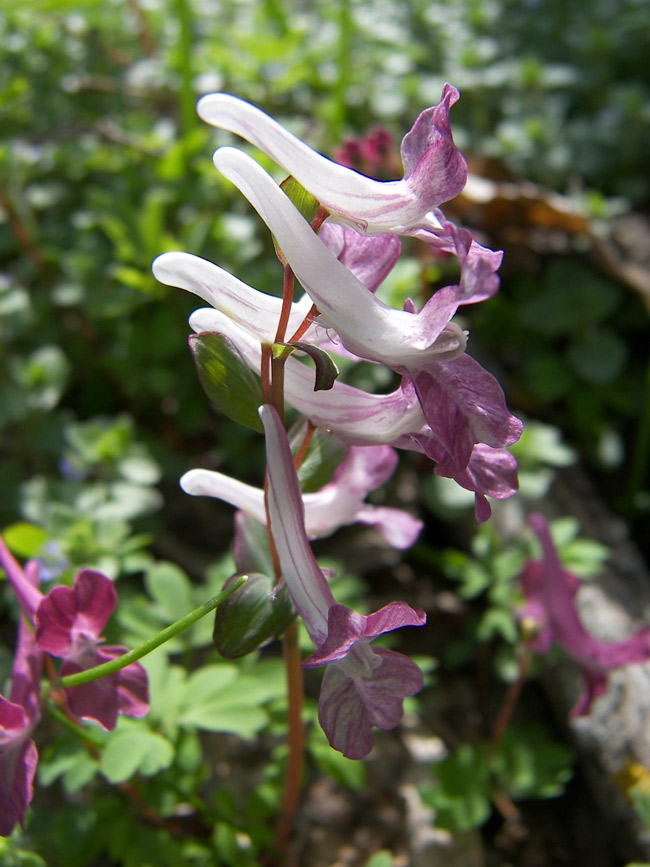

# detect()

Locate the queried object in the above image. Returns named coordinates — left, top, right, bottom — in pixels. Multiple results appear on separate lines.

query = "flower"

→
left=35, top=569, right=149, bottom=731
left=0, top=538, right=149, bottom=732
left=197, top=86, right=466, bottom=238
left=260, top=404, right=426, bottom=759
left=186, top=308, right=518, bottom=522
left=197, top=86, right=502, bottom=295
left=154, top=93, right=522, bottom=521
left=152, top=226, right=402, bottom=348
left=209, top=146, right=522, bottom=478
left=518, top=514, right=650, bottom=716
left=181, top=441, right=422, bottom=550
left=0, top=614, right=42, bottom=836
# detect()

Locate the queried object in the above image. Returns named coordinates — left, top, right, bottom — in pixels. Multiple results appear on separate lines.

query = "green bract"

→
left=190, top=331, right=264, bottom=431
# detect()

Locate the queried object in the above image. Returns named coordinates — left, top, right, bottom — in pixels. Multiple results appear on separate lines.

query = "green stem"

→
left=46, top=702, right=106, bottom=747
left=58, top=577, right=246, bottom=689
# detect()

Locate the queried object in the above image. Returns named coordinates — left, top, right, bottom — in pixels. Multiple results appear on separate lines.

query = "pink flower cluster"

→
left=518, top=514, right=650, bottom=716
left=0, top=539, right=148, bottom=836
left=153, top=87, right=523, bottom=757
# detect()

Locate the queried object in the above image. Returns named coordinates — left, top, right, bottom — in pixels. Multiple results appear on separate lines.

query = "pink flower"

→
left=260, top=404, right=426, bottom=759
left=197, top=86, right=466, bottom=238
left=35, top=570, right=149, bottom=731
left=181, top=441, right=422, bottom=550
left=0, top=538, right=149, bottom=732
left=0, top=616, right=42, bottom=836
left=518, top=514, right=650, bottom=716
left=197, top=86, right=502, bottom=296
left=186, top=309, right=518, bottom=523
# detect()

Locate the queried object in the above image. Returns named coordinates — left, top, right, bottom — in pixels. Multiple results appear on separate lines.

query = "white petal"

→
left=180, top=468, right=266, bottom=523
left=198, top=93, right=419, bottom=233
left=152, top=251, right=307, bottom=341
left=260, top=405, right=334, bottom=644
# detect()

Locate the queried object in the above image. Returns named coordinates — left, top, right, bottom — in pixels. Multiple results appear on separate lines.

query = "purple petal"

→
left=431, top=442, right=519, bottom=523
left=318, top=647, right=424, bottom=759
left=408, top=355, right=523, bottom=476
left=9, top=621, right=42, bottom=725
left=411, top=215, right=503, bottom=304
left=0, top=619, right=42, bottom=837
left=319, top=224, right=401, bottom=293
left=400, top=83, right=467, bottom=206
left=35, top=569, right=117, bottom=657
left=0, top=537, right=43, bottom=623
left=0, top=736, right=38, bottom=836
left=63, top=647, right=149, bottom=731
left=520, top=514, right=650, bottom=715
left=303, top=602, right=426, bottom=668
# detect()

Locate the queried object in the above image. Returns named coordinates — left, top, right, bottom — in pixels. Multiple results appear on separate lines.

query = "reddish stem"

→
left=261, top=342, right=272, bottom=405
left=489, top=651, right=531, bottom=751
left=293, top=422, right=315, bottom=470
left=274, top=266, right=296, bottom=345
left=287, top=303, right=319, bottom=344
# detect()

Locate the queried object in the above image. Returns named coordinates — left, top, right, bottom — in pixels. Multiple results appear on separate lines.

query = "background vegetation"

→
left=1, top=0, right=649, bottom=864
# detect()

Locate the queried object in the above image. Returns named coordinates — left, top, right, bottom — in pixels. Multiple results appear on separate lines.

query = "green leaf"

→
left=38, top=739, right=100, bottom=793
left=494, top=723, right=574, bottom=800
left=2, top=522, right=47, bottom=558
left=145, top=562, right=194, bottom=624
left=179, top=703, right=268, bottom=738
left=11, top=345, right=71, bottom=411
left=420, top=744, right=492, bottom=831
left=175, top=662, right=279, bottom=738
left=101, top=727, right=175, bottom=782
left=476, top=607, right=518, bottom=643
left=190, top=332, right=264, bottom=431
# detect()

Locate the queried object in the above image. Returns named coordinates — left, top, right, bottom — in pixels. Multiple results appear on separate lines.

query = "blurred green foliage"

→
left=1, top=0, right=649, bottom=863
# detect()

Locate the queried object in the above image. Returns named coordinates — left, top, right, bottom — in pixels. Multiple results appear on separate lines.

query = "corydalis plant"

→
left=154, top=85, right=521, bottom=757
left=518, top=514, right=650, bottom=716
left=0, top=537, right=149, bottom=835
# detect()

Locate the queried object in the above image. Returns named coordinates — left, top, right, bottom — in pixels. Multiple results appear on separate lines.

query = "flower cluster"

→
left=0, top=538, right=149, bottom=836
left=154, top=86, right=522, bottom=757
left=518, top=514, right=650, bottom=716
